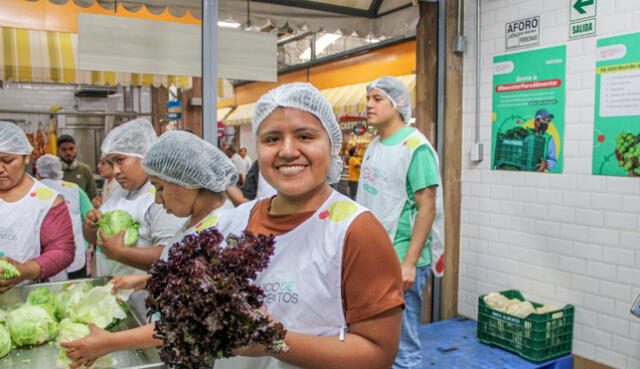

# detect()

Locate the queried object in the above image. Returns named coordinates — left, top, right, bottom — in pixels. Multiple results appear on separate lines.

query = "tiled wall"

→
left=460, top=1, right=640, bottom=368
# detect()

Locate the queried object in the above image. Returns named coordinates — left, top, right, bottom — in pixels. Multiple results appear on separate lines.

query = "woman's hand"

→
left=0, top=257, right=39, bottom=293
left=400, top=262, right=416, bottom=291
left=232, top=307, right=278, bottom=357
left=84, top=209, right=102, bottom=229
left=233, top=343, right=268, bottom=357
left=110, top=274, right=149, bottom=293
left=97, top=229, right=126, bottom=260
left=61, top=323, right=113, bottom=369
left=91, top=196, right=103, bottom=209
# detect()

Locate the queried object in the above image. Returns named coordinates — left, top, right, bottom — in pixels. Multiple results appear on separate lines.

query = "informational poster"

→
left=592, top=32, right=640, bottom=176
left=491, top=45, right=566, bottom=173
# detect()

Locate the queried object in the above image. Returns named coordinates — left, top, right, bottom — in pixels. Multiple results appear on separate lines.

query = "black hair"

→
left=57, top=134, right=75, bottom=146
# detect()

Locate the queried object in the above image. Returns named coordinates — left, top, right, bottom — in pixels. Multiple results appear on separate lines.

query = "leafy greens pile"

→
left=501, top=126, right=537, bottom=140
left=145, top=228, right=288, bottom=368
left=0, top=282, right=130, bottom=365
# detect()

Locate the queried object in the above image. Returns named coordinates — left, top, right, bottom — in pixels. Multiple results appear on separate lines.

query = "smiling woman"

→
left=213, top=83, right=404, bottom=369
left=0, top=121, right=75, bottom=290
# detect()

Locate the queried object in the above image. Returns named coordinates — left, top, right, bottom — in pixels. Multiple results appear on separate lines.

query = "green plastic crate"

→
left=494, top=133, right=548, bottom=171
left=477, top=290, right=574, bottom=363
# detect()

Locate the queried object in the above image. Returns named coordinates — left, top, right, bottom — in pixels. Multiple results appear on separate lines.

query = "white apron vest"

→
left=40, top=179, right=86, bottom=273
left=159, top=207, right=228, bottom=262
left=95, top=181, right=156, bottom=321
left=0, top=178, right=66, bottom=282
left=356, top=128, right=446, bottom=277
left=214, top=190, right=366, bottom=369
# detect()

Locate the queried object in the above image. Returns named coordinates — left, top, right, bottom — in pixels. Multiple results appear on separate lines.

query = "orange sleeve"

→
left=342, top=211, right=404, bottom=324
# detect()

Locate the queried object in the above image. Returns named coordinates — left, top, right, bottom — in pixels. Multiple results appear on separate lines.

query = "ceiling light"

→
left=217, top=20, right=241, bottom=28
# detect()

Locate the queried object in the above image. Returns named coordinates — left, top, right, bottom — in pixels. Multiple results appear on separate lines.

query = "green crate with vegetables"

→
left=477, top=290, right=574, bottom=363
left=614, top=132, right=640, bottom=176
left=493, top=127, right=548, bottom=171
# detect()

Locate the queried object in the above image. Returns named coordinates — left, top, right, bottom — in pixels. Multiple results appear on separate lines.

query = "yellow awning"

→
left=220, top=74, right=416, bottom=125
left=0, top=26, right=191, bottom=88
left=223, top=103, right=256, bottom=126
left=217, top=106, right=233, bottom=121
left=321, top=74, right=416, bottom=115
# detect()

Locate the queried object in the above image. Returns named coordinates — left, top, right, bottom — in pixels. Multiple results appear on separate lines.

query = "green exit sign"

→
left=569, top=0, right=596, bottom=39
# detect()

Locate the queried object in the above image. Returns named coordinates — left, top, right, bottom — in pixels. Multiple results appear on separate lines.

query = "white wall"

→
left=460, top=1, right=640, bottom=368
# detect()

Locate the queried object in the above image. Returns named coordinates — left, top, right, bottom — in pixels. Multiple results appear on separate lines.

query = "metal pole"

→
left=475, top=0, right=481, bottom=145
left=432, top=0, right=446, bottom=324
left=203, top=0, right=218, bottom=145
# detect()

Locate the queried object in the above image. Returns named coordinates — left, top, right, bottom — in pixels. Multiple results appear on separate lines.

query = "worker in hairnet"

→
left=209, top=82, right=403, bottom=369
left=0, top=121, right=74, bottom=291
left=82, top=118, right=184, bottom=319
left=356, top=76, right=440, bottom=369
left=63, top=130, right=239, bottom=369
left=36, top=154, right=93, bottom=279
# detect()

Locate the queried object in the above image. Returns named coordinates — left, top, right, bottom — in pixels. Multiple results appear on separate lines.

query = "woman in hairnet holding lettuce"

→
left=82, top=118, right=183, bottom=318
left=0, top=121, right=75, bottom=291
left=212, top=83, right=404, bottom=369
left=64, top=130, right=238, bottom=369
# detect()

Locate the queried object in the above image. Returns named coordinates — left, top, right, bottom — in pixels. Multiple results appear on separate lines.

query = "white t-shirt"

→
left=231, top=154, right=252, bottom=177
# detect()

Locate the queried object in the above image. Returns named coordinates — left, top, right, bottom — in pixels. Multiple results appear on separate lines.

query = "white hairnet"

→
left=367, top=76, right=412, bottom=123
left=0, top=121, right=33, bottom=155
left=101, top=118, right=157, bottom=158
left=36, top=154, right=63, bottom=180
left=142, top=131, right=238, bottom=192
left=252, top=82, right=343, bottom=184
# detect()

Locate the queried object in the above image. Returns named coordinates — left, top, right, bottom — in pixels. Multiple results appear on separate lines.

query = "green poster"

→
left=491, top=46, right=566, bottom=173
left=592, top=32, right=640, bottom=176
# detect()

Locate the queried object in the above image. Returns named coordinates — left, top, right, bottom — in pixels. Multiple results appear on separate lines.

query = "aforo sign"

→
left=505, top=16, right=540, bottom=50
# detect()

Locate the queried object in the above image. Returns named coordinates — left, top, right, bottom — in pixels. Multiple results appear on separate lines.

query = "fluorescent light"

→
left=300, top=34, right=341, bottom=61
left=218, top=20, right=241, bottom=28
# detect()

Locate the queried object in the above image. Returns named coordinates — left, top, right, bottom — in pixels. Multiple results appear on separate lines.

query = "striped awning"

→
left=217, top=106, right=233, bottom=122
left=0, top=27, right=191, bottom=88
left=223, top=103, right=256, bottom=126
left=322, top=74, right=416, bottom=116
left=220, top=74, right=416, bottom=126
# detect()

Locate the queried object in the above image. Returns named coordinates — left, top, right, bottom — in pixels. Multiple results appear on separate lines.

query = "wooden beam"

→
left=416, top=0, right=438, bottom=324
left=415, top=1, right=438, bottom=145
left=441, top=0, right=464, bottom=320
left=151, top=85, right=168, bottom=136
left=180, top=77, right=203, bottom=137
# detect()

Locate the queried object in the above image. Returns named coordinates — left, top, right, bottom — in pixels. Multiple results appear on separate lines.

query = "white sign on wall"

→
left=78, top=14, right=277, bottom=82
left=505, top=16, right=540, bottom=50
left=569, top=0, right=597, bottom=39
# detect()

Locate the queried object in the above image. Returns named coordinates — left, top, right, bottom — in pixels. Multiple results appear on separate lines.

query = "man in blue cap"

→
left=534, top=109, right=557, bottom=171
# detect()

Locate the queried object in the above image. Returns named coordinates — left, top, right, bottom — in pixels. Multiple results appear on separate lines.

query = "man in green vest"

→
left=58, top=134, right=97, bottom=200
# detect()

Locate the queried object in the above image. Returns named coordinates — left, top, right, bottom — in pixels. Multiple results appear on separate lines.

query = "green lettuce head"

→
left=97, top=210, right=140, bottom=247
left=67, top=285, right=128, bottom=329
left=27, top=288, right=56, bottom=317
left=0, top=324, right=10, bottom=358
left=57, top=319, right=117, bottom=369
left=0, top=260, right=20, bottom=280
left=54, top=283, right=92, bottom=321
left=6, top=304, right=57, bottom=346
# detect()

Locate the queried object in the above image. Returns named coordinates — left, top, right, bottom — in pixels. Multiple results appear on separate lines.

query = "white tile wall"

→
left=461, top=1, right=640, bottom=368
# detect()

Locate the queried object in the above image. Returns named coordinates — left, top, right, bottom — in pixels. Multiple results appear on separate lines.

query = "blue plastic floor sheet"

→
left=419, top=318, right=572, bottom=369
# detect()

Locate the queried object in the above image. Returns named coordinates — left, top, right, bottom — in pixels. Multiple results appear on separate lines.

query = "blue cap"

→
left=535, top=109, right=553, bottom=119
